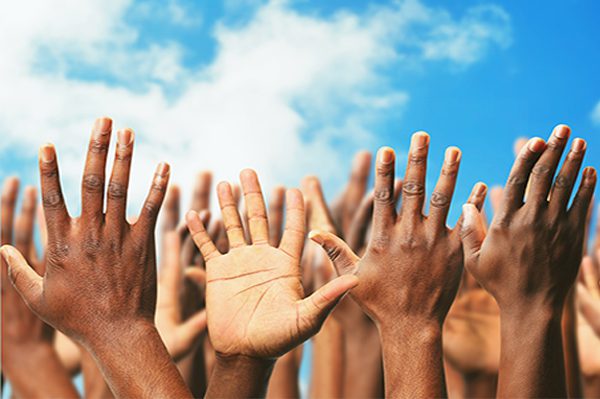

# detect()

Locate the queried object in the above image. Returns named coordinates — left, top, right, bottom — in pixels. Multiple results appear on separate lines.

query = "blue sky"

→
left=0, top=0, right=599, bottom=395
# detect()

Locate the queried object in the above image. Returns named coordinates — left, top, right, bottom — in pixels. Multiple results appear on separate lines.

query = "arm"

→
left=578, top=253, right=600, bottom=397
left=1, top=178, right=78, bottom=399
left=310, top=317, right=344, bottom=399
left=1, top=118, right=192, bottom=398
left=79, top=345, right=113, bottom=399
left=311, top=135, right=487, bottom=397
left=460, top=126, right=596, bottom=397
left=185, top=170, right=358, bottom=398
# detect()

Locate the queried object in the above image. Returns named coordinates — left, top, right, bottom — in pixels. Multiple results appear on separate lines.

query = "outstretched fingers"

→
left=81, top=117, right=112, bottom=223
left=105, top=128, right=134, bottom=225
left=1, top=177, right=19, bottom=245
left=373, top=147, right=397, bottom=234
left=217, top=182, right=246, bottom=248
left=186, top=211, right=220, bottom=262
left=135, top=163, right=170, bottom=234
left=569, top=167, right=597, bottom=227
left=240, top=169, right=269, bottom=245
left=38, top=144, right=70, bottom=238
left=279, top=189, right=306, bottom=261
left=548, top=138, right=586, bottom=214
left=400, top=132, right=430, bottom=220
left=429, top=147, right=461, bottom=228
left=268, top=186, right=286, bottom=246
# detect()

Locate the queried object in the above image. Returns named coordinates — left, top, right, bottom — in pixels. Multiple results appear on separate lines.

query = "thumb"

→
left=1, top=245, right=43, bottom=311
left=299, top=274, right=359, bottom=327
left=308, top=230, right=359, bottom=276
left=460, top=204, right=486, bottom=263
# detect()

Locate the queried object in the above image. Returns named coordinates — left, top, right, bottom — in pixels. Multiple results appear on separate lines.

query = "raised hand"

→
left=460, top=125, right=596, bottom=398
left=310, top=132, right=486, bottom=397
left=186, top=169, right=358, bottom=398
left=578, top=252, right=600, bottom=396
left=1, top=177, right=78, bottom=398
left=0, top=117, right=192, bottom=398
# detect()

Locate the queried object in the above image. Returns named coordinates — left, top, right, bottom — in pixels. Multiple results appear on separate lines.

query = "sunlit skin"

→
left=1, top=178, right=78, bottom=399
left=460, top=125, right=596, bottom=398
left=310, top=132, right=487, bottom=398
left=0, top=117, right=192, bottom=398
left=186, top=169, right=358, bottom=398
left=578, top=250, right=600, bottom=397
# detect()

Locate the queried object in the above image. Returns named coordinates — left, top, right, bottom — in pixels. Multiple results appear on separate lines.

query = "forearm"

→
left=206, top=354, right=275, bottom=399
left=498, top=307, right=565, bottom=398
left=342, top=322, right=383, bottom=398
left=561, top=289, right=582, bottom=398
left=310, top=318, right=344, bottom=399
left=4, top=343, right=79, bottom=399
left=267, top=349, right=301, bottom=399
left=379, top=320, right=446, bottom=398
left=85, top=320, right=191, bottom=398
left=80, top=345, right=114, bottom=399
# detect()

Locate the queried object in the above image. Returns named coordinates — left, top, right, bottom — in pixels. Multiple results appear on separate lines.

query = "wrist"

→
left=3, top=341, right=56, bottom=372
left=82, top=317, right=157, bottom=354
left=378, top=317, right=442, bottom=343
left=206, top=353, right=275, bottom=398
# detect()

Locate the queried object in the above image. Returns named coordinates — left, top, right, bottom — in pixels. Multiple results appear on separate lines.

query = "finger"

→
left=342, top=151, right=372, bottom=232
left=39, top=144, right=69, bottom=236
left=373, top=146, right=396, bottom=234
left=299, top=274, right=359, bottom=326
left=239, top=169, right=269, bottom=245
left=302, top=176, right=336, bottom=234
left=569, top=167, right=597, bottom=226
left=14, top=186, right=37, bottom=257
left=177, top=310, right=208, bottom=350
left=527, top=125, right=570, bottom=205
left=1, top=177, right=19, bottom=245
left=460, top=204, right=486, bottom=268
left=135, top=163, right=170, bottom=234
left=279, top=189, right=305, bottom=260
left=513, top=137, right=528, bottom=157
left=346, top=192, right=374, bottom=252
left=496, top=138, right=546, bottom=221
left=180, top=209, right=211, bottom=268
left=81, top=117, right=112, bottom=222
left=268, top=186, right=285, bottom=246
left=309, top=230, right=359, bottom=276
left=0, top=245, right=43, bottom=311
left=577, top=283, right=600, bottom=335
left=400, top=132, right=430, bottom=220
left=581, top=256, right=600, bottom=298
left=159, top=231, right=183, bottom=298
left=548, top=138, right=586, bottom=214
left=106, top=128, right=134, bottom=225
left=217, top=182, right=246, bottom=248
left=489, top=186, right=503, bottom=216
left=161, top=185, right=181, bottom=234
left=191, top=171, right=212, bottom=211
left=186, top=210, right=220, bottom=262
left=456, top=183, right=488, bottom=231
left=429, top=147, right=461, bottom=228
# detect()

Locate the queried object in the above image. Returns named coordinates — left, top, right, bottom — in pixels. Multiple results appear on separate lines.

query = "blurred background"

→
left=0, top=0, right=598, bottom=396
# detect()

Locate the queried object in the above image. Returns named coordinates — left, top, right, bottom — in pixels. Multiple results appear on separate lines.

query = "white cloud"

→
left=592, top=101, right=600, bottom=126
left=0, top=0, right=511, bottom=214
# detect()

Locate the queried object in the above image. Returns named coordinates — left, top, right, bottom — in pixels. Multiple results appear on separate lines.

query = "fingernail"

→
left=554, top=125, right=570, bottom=139
left=475, top=183, right=487, bottom=196
left=0, top=246, right=13, bottom=262
left=185, top=211, right=203, bottom=231
left=379, top=147, right=395, bottom=164
left=584, top=167, right=596, bottom=180
left=445, top=147, right=460, bottom=164
left=462, top=204, right=475, bottom=224
left=156, top=162, right=170, bottom=177
left=308, top=230, right=324, bottom=244
left=572, top=138, right=586, bottom=153
left=94, top=117, right=112, bottom=132
left=528, top=138, right=545, bottom=152
left=40, top=144, right=55, bottom=162
left=412, top=132, right=429, bottom=149
left=117, top=129, right=133, bottom=146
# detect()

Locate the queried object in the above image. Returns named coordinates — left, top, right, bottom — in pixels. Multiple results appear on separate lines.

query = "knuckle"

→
left=531, top=164, right=552, bottom=178
left=47, top=242, right=70, bottom=264
left=553, top=175, right=571, bottom=189
left=376, top=165, right=393, bottom=178
left=42, top=190, right=63, bottom=209
left=325, top=245, right=342, bottom=262
left=89, top=139, right=108, bottom=154
left=143, top=201, right=159, bottom=218
left=82, top=174, right=104, bottom=193
left=107, top=181, right=127, bottom=200
left=374, top=187, right=394, bottom=204
left=408, top=154, right=426, bottom=166
left=430, top=192, right=450, bottom=209
left=402, top=181, right=425, bottom=198
left=507, top=173, right=528, bottom=186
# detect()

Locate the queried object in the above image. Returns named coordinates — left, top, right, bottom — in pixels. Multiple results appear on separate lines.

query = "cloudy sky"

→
left=1, top=0, right=598, bottom=224
left=1, top=0, right=599, bottom=395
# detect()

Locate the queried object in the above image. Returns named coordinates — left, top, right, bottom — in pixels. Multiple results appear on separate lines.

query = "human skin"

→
left=0, top=117, right=192, bottom=398
left=578, top=251, right=600, bottom=397
left=185, top=169, right=359, bottom=398
left=1, top=178, right=79, bottom=399
left=460, top=125, right=596, bottom=398
left=310, top=132, right=487, bottom=398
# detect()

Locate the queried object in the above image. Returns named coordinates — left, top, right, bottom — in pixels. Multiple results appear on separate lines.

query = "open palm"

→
left=186, top=169, right=358, bottom=358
